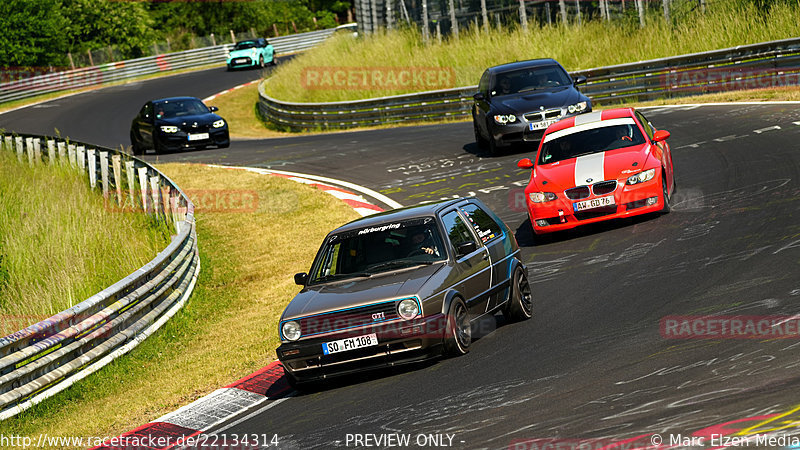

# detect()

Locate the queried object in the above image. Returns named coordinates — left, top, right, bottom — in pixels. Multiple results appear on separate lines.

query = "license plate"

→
left=235, top=58, right=248, bottom=64
left=529, top=119, right=558, bottom=131
left=574, top=195, right=615, bottom=212
left=322, top=333, right=378, bottom=355
left=187, top=133, right=209, bottom=141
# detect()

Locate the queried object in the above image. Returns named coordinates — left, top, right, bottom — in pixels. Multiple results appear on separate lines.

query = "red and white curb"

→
left=202, top=80, right=260, bottom=103
left=93, top=166, right=400, bottom=449
left=207, top=165, right=403, bottom=215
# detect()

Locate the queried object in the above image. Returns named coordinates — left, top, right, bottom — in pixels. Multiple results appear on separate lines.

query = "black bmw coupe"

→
left=472, top=58, right=591, bottom=154
left=130, top=96, right=229, bottom=155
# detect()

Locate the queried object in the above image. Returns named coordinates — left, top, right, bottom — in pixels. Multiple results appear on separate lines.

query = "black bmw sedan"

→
left=130, top=96, right=229, bottom=155
left=472, top=58, right=591, bottom=154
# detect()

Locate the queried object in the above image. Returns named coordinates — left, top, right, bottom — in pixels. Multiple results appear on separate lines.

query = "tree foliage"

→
left=0, top=0, right=66, bottom=68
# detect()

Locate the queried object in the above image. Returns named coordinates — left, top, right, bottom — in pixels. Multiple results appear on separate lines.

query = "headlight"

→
left=213, top=119, right=225, bottom=128
left=493, top=114, right=517, bottom=125
left=567, top=101, right=588, bottom=114
left=626, top=168, right=656, bottom=185
left=282, top=321, right=301, bottom=341
left=160, top=126, right=179, bottom=133
left=397, top=298, right=420, bottom=320
left=529, top=192, right=557, bottom=203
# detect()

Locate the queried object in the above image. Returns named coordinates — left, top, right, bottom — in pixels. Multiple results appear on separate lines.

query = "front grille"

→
left=181, top=124, right=211, bottom=133
left=524, top=108, right=562, bottom=122
left=592, top=180, right=618, bottom=196
left=565, top=186, right=591, bottom=200
left=575, top=206, right=618, bottom=221
left=297, top=301, right=399, bottom=336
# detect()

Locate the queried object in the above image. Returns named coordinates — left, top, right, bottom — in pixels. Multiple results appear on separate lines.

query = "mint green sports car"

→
left=226, top=38, right=275, bottom=70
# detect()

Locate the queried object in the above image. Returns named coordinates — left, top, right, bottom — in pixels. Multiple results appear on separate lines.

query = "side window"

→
left=635, top=111, right=656, bottom=139
left=459, top=203, right=502, bottom=243
left=441, top=210, right=478, bottom=255
left=478, top=70, right=490, bottom=95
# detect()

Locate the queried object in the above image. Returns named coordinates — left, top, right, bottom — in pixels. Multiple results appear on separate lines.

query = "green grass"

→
left=0, top=149, right=170, bottom=336
left=264, top=1, right=800, bottom=103
left=0, top=163, right=359, bottom=447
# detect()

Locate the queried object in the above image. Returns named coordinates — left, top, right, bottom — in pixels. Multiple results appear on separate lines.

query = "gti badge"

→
left=372, top=312, right=386, bottom=321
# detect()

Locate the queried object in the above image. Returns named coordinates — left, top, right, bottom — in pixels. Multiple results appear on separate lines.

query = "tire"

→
left=504, top=266, right=533, bottom=322
left=487, top=135, right=500, bottom=156
left=443, top=297, right=471, bottom=356
left=661, top=174, right=671, bottom=214
left=473, top=117, right=487, bottom=149
left=130, top=132, right=143, bottom=156
left=270, top=55, right=277, bottom=66
left=152, top=140, right=163, bottom=155
left=259, top=55, right=265, bottom=68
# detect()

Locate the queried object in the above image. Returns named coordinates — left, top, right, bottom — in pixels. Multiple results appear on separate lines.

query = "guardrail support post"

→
left=100, top=151, right=109, bottom=198
left=47, top=140, right=55, bottom=166
left=25, top=138, right=34, bottom=166
left=138, top=167, right=149, bottom=212
left=636, top=0, right=645, bottom=27
left=519, top=0, right=528, bottom=31
left=77, top=145, right=86, bottom=172
left=33, top=139, right=42, bottom=165
left=126, top=161, right=136, bottom=208
left=150, top=176, right=161, bottom=219
left=68, top=143, right=76, bottom=167
left=112, top=155, right=123, bottom=205
left=421, top=0, right=430, bottom=42
left=448, top=0, right=458, bottom=38
left=88, top=149, right=97, bottom=188
left=3, top=136, right=11, bottom=153
left=58, top=142, right=66, bottom=165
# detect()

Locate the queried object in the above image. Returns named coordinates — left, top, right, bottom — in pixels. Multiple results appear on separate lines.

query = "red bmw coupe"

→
left=518, top=107, right=675, bottom=234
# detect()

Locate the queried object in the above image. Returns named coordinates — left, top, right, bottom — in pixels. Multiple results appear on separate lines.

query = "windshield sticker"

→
left=357, top=223, right=402, bottom=235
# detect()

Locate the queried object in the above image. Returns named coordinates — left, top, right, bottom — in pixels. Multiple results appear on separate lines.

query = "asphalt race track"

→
left=3, top=68, right=800, bottom=449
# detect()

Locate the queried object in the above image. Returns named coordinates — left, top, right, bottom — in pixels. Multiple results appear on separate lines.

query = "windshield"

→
left=538, top=123, right=646, bottom=165
left=155, top=99, right=210, bottom=119
left=308, top=217, right=446, bottom=284
left=234, top=41, right=257, bottom=50
left=491, top=65, right=572, bottom=96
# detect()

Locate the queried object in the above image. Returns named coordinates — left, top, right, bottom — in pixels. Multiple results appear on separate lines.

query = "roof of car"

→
left=152, top=96, right=202, bottom=104
left=332, top=198, right=471, bottom=234
left=489, top=58, right=561, bottom=74
left=545, top=107, right=637, bottom=134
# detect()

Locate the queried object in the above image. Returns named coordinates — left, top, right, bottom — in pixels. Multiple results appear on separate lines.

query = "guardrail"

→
left=0, top=25, right=356, bottom=106
left=0, top=133, right=199, bottom=420
left=258, top=36, right=800, bottom=131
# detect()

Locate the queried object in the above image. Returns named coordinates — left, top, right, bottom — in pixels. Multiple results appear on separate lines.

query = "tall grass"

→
left=0, top=150, right=170, bottom=335
left=264, top=1, right=800, bottom=103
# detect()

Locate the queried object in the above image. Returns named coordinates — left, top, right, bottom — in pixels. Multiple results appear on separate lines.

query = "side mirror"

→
left=574, top=75, right=587, bottom=85
left=294, top=272, right=308, bottom=286
left=652, top=130, right=671, bottom=142
left=473, top=92, right=485, bottom=101
left=209, top=106, right=219, bottom=112
left=517, top=158, right=534, bottom=169
left=456, top=241, right=477, bottom=257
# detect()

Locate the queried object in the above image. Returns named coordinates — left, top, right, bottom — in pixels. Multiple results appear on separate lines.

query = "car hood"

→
left=534, top=144, right=651, bottom=189
left=157, top=114, right=222, bottom=126
left=282, top=263, right=445, bottom=320
left=493, top=87, right=583, bottom=113
left=229, top=48, right=257, bottom=58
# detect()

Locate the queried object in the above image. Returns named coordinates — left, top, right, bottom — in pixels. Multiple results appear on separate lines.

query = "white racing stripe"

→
left=574, top=152, right=605, bottom=186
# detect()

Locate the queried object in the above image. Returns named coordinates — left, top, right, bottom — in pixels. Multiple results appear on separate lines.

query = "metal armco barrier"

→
left=0, top=25, right=356, bottom=106
left=0, top=133, right=199, bottom=420
left=258, top=37, right=800, bottom=131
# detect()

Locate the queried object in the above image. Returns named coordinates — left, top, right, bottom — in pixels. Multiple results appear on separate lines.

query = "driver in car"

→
left=407, top=229, right=438, bottom=257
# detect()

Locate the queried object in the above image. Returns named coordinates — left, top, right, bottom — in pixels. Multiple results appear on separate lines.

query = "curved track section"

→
left=3, top=69, right=800, bottom=449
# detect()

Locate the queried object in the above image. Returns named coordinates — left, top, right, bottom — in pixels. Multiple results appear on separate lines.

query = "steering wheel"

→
left=621, top=136, right=633, bottom=141
left=408, top=248, right=427, bottom=257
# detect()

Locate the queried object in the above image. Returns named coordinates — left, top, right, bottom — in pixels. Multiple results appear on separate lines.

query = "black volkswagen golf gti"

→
left=472, top=58, right=592, bottom=154
left=277, top=197, right=533, bottom=387
left=129, top=96, right=229, bottom=155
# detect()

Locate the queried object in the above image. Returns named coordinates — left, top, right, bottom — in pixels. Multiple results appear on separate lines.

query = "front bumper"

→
left=527, top=177, right=664, bottom=234
left=277, top=314, right=448, bottom=383
left=155, top=128, right=229, bottom=151
left=227, top=56, right=257, bottom=69
left=490, top=108, right=591, bottom=147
